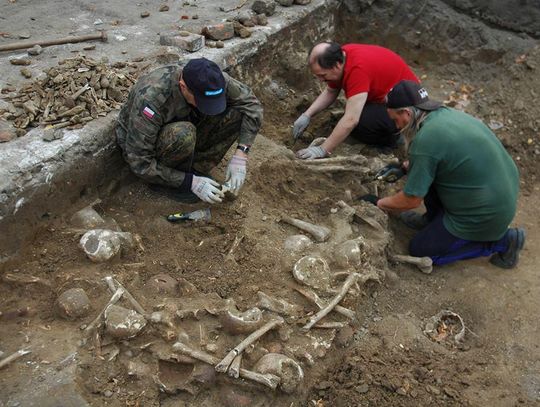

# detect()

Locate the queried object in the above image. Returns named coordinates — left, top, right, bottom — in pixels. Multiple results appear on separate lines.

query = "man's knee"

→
left=156, top=121, right=197, bottom=162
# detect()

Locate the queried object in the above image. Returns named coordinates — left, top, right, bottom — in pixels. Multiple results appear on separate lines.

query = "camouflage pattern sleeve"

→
left=120, top=69, right=188, bottom=188
left=224, top=73, right=263, bottom=146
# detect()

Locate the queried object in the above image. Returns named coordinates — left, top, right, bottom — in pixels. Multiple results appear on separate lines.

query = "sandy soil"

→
left=1, top=2, right=540, bottom=407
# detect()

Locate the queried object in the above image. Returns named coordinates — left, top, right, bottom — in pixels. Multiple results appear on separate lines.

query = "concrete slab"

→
left=0, top=0, right=338, bottom=259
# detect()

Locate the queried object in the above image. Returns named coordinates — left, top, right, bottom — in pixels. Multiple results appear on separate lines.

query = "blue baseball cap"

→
left=183, top=58, right=226, bottom=115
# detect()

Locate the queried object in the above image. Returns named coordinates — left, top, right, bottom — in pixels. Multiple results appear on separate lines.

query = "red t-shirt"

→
left=328, top=44, right=419, bottom=103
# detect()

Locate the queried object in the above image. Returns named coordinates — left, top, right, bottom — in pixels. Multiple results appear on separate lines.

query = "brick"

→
left=160, top=31, right=205, bottom=52
left=202, top=22, right=235, bottom=41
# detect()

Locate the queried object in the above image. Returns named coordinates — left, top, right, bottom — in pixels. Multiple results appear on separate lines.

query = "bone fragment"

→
left=3, top=273, right=51, bottom=287
left=84, top=287, right=124, bottom=333
left=215, top=317, right=285, bottom=373
left=305, top=165, right=371, bottom=173
left=172, top=342, right=279, bottom=390
left=0, top=349, right=31, bottom=369
left=228, top=354, right=242, bottom=379
left=300, top=155, right=367, bottom=166
left=337, top=200, right=384, bottom=232
left=257, top=291, right=300, bottom=316
left=225, top=234, right=244, bottom=262
left=104, top=276, right=147, bottom=316
left=302, top=273, right=359, bottom=331
left=313, top=322, right=347, bottom=329
left=293, top=286, right=355, bottom=319
left=391, top=254, right=433, bottom=274
left=280, top=216, right=330, bottom=243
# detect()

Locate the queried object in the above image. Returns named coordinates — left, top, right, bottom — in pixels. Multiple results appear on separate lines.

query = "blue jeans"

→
left=409, top=188, right=509, bottom=265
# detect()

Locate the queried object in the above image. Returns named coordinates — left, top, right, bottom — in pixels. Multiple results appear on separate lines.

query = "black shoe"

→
left=399, top=211, right=429, bottom=230
left=489, top=228, right=526, bottom=269
left=148, top=184, right=200, bottom=203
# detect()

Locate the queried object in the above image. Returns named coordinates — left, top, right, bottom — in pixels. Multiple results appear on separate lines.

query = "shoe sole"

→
left=490, top=227, right=526, bottom=269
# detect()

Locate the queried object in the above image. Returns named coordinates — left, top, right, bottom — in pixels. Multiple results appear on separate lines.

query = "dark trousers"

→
left=409, top=188, right=510, bottom=265
left=349, top=103, right=400, bottom=147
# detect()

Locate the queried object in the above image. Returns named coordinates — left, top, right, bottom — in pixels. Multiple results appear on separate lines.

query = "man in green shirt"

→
left=362, top=80, right=524, bottom=268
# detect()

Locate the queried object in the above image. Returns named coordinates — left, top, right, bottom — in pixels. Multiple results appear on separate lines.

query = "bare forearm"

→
left=321, top=116, right=356, bottom=153
left=305, top=88, right=339, bottom=118
left=377, top=191, right=423, bottom=213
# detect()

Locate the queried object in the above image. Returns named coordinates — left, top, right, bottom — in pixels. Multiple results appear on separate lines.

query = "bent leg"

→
left=349, top=103, right=400, bottom=147
left=409, top=213, right=509, bottom=266
left=155, top=121, right=197, bottom=171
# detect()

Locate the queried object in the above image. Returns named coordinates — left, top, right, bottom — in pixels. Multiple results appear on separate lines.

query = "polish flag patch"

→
left=142, top=106, right=155, bottom=119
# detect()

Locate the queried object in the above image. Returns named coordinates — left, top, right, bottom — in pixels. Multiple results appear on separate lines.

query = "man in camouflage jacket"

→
left=116, top=58, right=263, bottom=203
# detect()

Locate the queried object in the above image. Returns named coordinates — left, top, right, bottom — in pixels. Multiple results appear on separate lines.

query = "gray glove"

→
left=295, top=145, right=328, bottom=160
left=292, top=113, right=310, bottom=140
left=225, top=155, right=247, bottom=194
left=191, top=175, right=224, bottom=204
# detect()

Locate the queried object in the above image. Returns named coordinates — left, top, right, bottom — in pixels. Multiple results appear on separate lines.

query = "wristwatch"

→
left=236, top=144, right=250, bottom=154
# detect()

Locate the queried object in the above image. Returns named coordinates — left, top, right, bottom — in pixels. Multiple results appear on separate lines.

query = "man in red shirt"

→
left=294, top=42, right=419, bottom=159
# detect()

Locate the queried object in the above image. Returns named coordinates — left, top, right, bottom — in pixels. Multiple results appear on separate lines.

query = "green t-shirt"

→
left=404, top=108, right=519, bottom=241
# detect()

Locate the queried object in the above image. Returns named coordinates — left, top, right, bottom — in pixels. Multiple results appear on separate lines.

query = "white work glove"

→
left=295, top=145, right=328, bottom=160
left=191, top=175, right=224, bottom=204
left=292, top=113, right=310, bottom=140
left=225, top=155, right=247, bottom=195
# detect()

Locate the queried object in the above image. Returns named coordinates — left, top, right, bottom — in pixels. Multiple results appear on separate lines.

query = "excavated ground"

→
left=1, top=1, right=540, bottom=406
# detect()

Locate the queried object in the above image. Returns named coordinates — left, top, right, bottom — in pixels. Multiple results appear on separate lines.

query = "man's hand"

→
left=295, top=145, right=328, bottom=160
left=191, top=175, right=224, bottom=204
left=357, top=194, right=380, bottom=205
left=292, top=113, right=310, bottom=140
left=226, top=155, right=247, bottom=194
left=374, top=163, right=406, bottom=183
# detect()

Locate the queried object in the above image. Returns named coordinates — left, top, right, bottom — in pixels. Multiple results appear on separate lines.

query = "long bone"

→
left=280, top=216, right=331, bottom=243
left=215, top=317, right=285, bottom=373
left=293, top=286, right=355, bottom=319
left=391, top=254, right=433, bottom=274
left=172, top=342, right=279, bottom=390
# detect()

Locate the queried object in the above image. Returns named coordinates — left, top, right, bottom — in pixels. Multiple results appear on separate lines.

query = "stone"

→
left=140, top=11, right=150, bottom=18
left=55, top=288, right=91, bottom=320
left=252, top=0, right=276, bottom=16
left=215, top=40, right=224, bottom=48
left=105, top=305, right=147, bottom=339
left=0, top=119, right=17, bottom=142
left=233, top=22, right=252, bottom=38
left=277, top=0, right=294, bottom=5
left=335, top=326, right=354, bottom=348
left=28, top=45, right=42, bottom=56
left=294, top=0, right=312, bottom=4
left=159, top=4, right=169, bottom=11
left=160, top=31, right=204, bottom=52
left=355, top=383, right=369, bottom=394
left=18, top=32, right=31, bottom=39
left=202, top=23, right=234, bottom=41
left=254, top=14, right=268, bottom=25
left=9, top=58, right=31, bottom=66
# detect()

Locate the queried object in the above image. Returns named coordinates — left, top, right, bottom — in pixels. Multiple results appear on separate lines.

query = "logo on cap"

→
left=205, top=89, right=224, bottom=96
left=418, top=88, right=428, bottom=99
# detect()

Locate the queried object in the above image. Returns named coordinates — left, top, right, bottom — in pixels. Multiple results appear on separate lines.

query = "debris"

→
left=159, top=31, right=205, bottom=52
left=159, top=4, right=169, bottom=12
left=9, top=58, right=31, bottom=66
left=253, top=353, right=304, bottom=393
left=391, top=254, right=433, bottom=274
left=0, top=348, right=31, bottom=369
left=202, top=23, right=235, bottom=41
left=27, top=44, right=42, bottom=55
left=252, top=0, right=276, bottom=16
left=280, top=216, right=331, bottom=242
left=0, top=119, right=17, bottom=142
left=141, top=11, right=150, bottom=18
left=233, top=21, right=252, bottom=38
left=302, top=273, right=359, bottom=331
left=104, top=305, right=147, bottom=339
left=172, top=342, right=280, bottom=389
left=215, top=317, right=285, bottom=373
left=424, top=310, right=466, bottom=344
left=55, top=288, right=92, bottom=320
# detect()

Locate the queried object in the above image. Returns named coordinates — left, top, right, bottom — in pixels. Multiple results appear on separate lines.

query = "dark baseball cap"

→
left=386, top=80, right=442, bottom=111
left=182, top=58, right=226, bottom=115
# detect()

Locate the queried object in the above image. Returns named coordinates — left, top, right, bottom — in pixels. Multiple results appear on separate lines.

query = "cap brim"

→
left=194, top=93, right=226, bottom=115
left=416, top=100, right=442, bottom=111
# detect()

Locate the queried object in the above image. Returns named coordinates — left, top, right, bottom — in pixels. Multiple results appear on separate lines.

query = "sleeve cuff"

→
left=179, top=172, right=194, bottom=192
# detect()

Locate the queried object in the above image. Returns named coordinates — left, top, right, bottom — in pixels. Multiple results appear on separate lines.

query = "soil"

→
left=2, top=1, right=540, bottom=407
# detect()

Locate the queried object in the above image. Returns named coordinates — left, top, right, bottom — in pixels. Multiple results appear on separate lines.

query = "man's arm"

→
left=320, top=92, right=367, bottom=154
left=304, top=87, right=340, bottom=118
left=377, top=191, right=423, bottom=213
